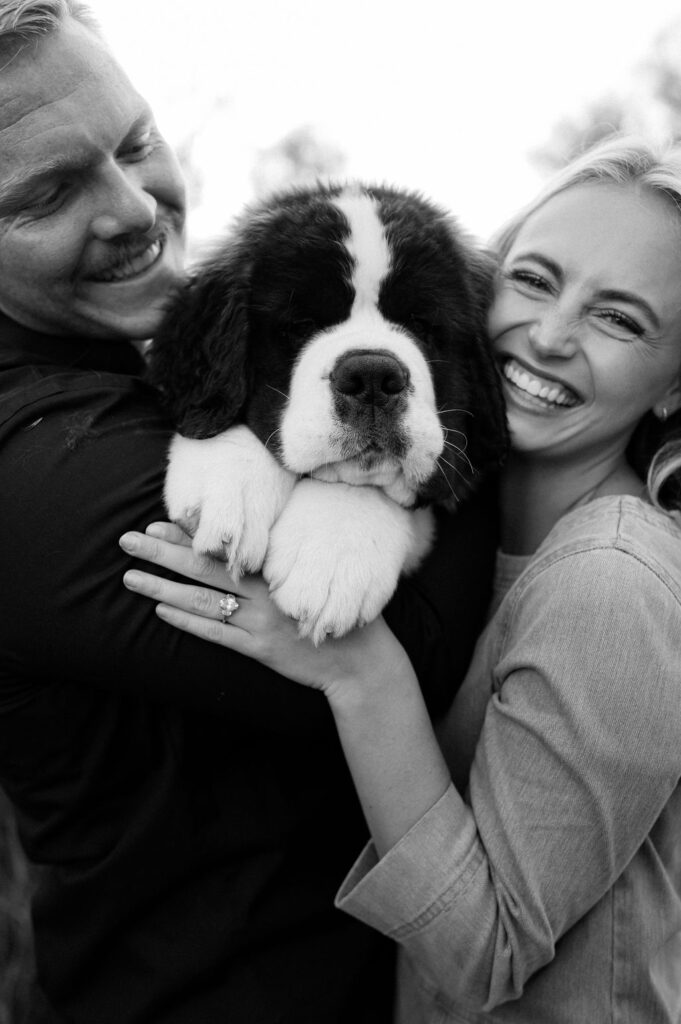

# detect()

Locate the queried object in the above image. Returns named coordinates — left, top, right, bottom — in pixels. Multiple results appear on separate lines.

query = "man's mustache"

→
left=83, top=228, right=167, bottom=280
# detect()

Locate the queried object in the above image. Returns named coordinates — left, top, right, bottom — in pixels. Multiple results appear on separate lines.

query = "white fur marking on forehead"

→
left=333, top=190, right=391, bottom=311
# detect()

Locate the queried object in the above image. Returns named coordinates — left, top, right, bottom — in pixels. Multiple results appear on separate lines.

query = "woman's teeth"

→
left=95, top=240, right=163, bottom=282
left=503, top=359, right=578, bottom=408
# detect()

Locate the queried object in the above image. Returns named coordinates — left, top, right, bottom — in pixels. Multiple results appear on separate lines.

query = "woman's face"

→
left=488, top=182, right=681, bottom=466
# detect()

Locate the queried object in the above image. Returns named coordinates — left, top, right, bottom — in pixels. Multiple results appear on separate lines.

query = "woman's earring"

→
left=660, top=406, right=669, bottom=422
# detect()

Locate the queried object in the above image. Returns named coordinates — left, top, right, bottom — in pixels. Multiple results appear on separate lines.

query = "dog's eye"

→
left=280, top=319, right=316, bottom=344
left=409, top=316, right=439, bottom=348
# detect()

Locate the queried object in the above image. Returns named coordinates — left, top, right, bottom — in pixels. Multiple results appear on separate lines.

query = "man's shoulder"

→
left=0, top=316, right=157, bottom=428
left=0, top=356, right=165, bottom=433
left=0, top=351, right=173, bottom=503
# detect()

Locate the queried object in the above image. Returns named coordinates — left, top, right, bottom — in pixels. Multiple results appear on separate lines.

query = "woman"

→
left=120, top=135, right=681, bottom=1022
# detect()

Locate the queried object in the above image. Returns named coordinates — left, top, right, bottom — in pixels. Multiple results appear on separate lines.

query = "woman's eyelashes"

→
left=594, top=308, right=644, bottom=337
left=505, top=267, right=553, bottom=293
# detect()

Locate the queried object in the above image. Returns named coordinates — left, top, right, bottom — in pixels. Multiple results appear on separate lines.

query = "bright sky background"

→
left=90, top=0, right=681, bottom=247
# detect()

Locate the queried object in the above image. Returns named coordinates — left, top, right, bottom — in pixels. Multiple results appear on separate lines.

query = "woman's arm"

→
left=121, top=523, right=452, bottom=856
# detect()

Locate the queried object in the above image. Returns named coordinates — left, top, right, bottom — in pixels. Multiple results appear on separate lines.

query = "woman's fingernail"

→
left=123, top=570, right=142, bottom=588
left=146, top=523, right=166, bottom=538
left=119, top=532, right=139, bottom=552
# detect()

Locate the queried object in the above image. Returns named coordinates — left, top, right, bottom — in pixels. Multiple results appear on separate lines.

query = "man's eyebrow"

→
left=0, top=154, right=91, bottom=209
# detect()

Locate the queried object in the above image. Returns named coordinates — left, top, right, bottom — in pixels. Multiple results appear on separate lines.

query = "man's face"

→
left=0, top=18, right=187, bottom=340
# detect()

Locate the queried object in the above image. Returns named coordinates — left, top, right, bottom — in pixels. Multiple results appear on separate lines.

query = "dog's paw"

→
left=263, top=479, right=420, bottom=643
left=268, top=550, right=399, bottom=644
left=164, top=427, right=296, bottom=575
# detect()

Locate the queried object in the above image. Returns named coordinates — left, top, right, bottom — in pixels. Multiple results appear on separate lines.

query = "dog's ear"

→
left=148, top=248, right=251, bottom=438
left=419, top=245, right=508, bottom=512
left=458, top=247, right=509, bottom=482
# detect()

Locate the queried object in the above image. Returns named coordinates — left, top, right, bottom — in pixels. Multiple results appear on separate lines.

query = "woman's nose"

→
left=528, top=307, right=579, bottom=359
left=90, top=165, right=158, bottom=240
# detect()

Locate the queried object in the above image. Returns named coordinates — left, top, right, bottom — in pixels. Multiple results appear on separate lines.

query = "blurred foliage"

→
left=533, top=18, right=681, bottom=172
left=174, top=92, right=234, bottom=212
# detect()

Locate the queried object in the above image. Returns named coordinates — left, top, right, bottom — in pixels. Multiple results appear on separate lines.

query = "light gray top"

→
left=337, top=495, right=681, bottom=1023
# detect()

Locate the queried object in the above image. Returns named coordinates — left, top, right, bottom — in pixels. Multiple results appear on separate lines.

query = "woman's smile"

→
left=501, top=356, right=581, bottom=411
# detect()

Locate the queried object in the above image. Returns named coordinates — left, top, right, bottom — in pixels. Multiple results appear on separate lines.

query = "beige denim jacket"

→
left=337, top=496, right=681, bottom=1023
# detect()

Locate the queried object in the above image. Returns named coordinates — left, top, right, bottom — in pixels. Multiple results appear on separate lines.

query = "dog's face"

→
left=150, top=184, right=508, bottom=509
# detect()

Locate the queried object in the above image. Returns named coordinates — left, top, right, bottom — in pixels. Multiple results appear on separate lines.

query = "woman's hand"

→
left=119, top=522, right=411, bottom=705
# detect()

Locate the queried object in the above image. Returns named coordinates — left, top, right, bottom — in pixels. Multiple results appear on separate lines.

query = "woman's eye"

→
left=595, top=308, right=644, bottom=337
left=506, top=268, right=552, bottom=292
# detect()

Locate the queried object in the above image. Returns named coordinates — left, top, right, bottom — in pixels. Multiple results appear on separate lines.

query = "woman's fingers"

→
left=122, top=567, right=242, bottom=623
left=122, top=567, right=274, bottom=657
left=145, top=521, right=194, bottom=547
left=154, top=603, right=253, bottom=652
left=119, top=527, right=238, bottom=589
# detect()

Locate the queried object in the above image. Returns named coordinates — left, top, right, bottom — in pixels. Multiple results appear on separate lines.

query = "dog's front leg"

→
left=164, top=425, right=296, bottom=576
left=263, top=479, right=435, bottom=644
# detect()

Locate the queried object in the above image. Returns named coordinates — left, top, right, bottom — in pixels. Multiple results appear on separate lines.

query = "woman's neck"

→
left=500, top=451, right=645, bottom=555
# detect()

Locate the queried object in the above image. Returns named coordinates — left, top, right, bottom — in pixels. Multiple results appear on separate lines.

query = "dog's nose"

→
left=331, top=350, right=409, bottom=408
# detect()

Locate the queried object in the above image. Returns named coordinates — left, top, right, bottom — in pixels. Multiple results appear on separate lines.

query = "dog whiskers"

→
left=437, top=407, right=474, bottom=417
left=265, top=384, right=290, bottom=400
left=264, top=427, right=282, bottom=450
left=442, top=426, right=469, bottom=446
left=437, top=452, right=475, bottom=485
left=443, top=438, right=469, bottom=458
left=442, top=439, right=474, bottom=475
left=434, top=460, right=459, bottom=503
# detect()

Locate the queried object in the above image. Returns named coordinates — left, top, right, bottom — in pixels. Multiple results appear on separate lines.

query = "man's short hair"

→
left=0, top=0, right=98, bottom=46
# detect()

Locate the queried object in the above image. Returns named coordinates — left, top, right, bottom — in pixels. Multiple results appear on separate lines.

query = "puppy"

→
left=149, top=183, right=507, bottom=642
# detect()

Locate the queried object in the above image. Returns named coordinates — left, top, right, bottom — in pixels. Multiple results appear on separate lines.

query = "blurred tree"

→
left=251, top=125, right=347, bottom=198
left=645, top=20, right=681, bottom=139
left=532, top=95, right=629, bottom=174
left=173, top=93, right=233, bottom=212
left=533, top=18, right=681, bottom=172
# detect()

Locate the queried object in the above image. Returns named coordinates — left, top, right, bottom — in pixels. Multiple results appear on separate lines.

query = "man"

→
left=0, top=3, right=499, bottom=1021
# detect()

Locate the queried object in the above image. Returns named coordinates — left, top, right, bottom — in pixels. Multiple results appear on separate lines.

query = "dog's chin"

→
left=309, top=454, right=419, bottom=507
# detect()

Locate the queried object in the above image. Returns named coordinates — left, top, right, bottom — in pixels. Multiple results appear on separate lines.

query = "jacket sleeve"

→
left=0, top=373, right=497, bottom=728
left=336, top=546, right=681, bottom=1012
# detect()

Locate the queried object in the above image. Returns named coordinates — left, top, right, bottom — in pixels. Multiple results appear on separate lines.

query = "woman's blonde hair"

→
left=492, top=133, right=681, bottom=515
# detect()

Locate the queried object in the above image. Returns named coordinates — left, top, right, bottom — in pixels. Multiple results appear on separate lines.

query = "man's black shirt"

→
left=0, top=314, right=498, bottom=1023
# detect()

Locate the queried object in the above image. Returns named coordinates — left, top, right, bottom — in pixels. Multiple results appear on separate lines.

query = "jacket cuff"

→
left=335, top=783, right=482, bottom=938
